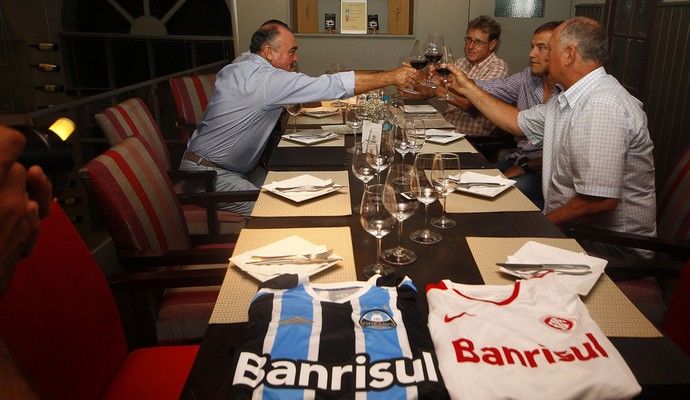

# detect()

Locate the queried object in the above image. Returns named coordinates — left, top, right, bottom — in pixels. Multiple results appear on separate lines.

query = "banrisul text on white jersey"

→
left=233, top=351, right=440, bottom=391
left=452, top=333, right=610, bottom=368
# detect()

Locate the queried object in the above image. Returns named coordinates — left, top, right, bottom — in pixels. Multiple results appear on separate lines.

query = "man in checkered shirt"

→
left=444, top=17, right=656, bottom=260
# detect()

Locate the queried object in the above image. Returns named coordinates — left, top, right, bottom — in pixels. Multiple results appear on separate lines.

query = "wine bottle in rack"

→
left=29, top=43, right=59, bottom=51
left=31, top=63, right=61, bottom=72
left=36, top=84, right=65, bottom=92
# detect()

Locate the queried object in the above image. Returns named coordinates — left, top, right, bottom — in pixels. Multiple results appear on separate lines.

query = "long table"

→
left=181, top=112, right=690, bottom=399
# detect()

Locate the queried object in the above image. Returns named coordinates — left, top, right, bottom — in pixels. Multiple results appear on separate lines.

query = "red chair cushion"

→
left=663, top=259, right=690, bottom=357
left=102, top=345, right=199, bottom=400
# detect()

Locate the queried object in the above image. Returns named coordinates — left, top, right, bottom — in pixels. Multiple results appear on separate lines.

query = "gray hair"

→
left=250, top=24, right=289, bottom=54
left=559, top=17, right=608, bottom=64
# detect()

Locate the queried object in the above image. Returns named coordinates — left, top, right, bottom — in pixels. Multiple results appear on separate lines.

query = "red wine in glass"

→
left=410, top=59, right=429, bottom=70
left=424, top=53, right=443, bottom=63
left=435, top=67, right=451, bottom=77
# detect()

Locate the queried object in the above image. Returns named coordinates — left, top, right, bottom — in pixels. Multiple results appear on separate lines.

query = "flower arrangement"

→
left=359, top=95, right=387, bottom=123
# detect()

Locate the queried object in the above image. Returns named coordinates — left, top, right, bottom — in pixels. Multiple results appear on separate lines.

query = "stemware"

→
left=360, top=184, right=397, bottom=278
left=365, top=126, right=395, bottom=183
left=421, top=34, right=444, bottom=87
left=403, top=39, right=427, bottom=94
left=404, top=117, right=426, bottom=163
left=285, top=103, right=303, bottom=133
left=430, top=152, right=460, bottom=229
left=381, top=164, right=420, bottom=265
left=351, top=142, right=376, bottom=213
left=393, top=118, right=411, bottom=162
left=409, top=153, right=443, bottom=244
left=345, top=102, right=363, bottom=153
left=436, top=45, right=454, bottom=101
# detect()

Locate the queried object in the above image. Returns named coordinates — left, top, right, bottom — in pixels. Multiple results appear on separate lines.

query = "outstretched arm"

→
left=354, top=66, right=424, bottom=95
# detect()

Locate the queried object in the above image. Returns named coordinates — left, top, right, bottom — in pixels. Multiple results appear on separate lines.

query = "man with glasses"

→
left=403, top=15, right=508, bottom=137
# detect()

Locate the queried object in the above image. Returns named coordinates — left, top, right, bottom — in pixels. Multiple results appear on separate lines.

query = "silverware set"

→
left=247, top=249, right=335, bottom=265
left=496, top=262, right=592, bottom=275
left=273, top=182, right=344, bottom=192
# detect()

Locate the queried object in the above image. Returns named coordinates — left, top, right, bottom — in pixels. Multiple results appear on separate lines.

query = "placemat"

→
left=278, top=135, right=345, bottom=148
left=252, top=170, right=351, bottom=217
left=296, top=113, right=343, bottom=125
left=421, top=118, right=455, bottom=129
left=210, top=227, right=357, bottom=324
left=421, top=138, right=477, bottom=153
left=445, top=169, right=539, bottom=213
left=466, top=236, right=661, bottom=338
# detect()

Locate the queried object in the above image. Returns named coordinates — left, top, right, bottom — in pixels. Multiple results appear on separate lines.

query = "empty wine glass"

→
left=393, top=118, right=411, bottom=162
left=381, top=164, right=420, bottom=265
left=436, top=45, right=454, bottom=101
left=285, top=103, right=303, bottom=133
left=404, top=117, right=426, bottom=163
left=345, top=102, right=363, bottom=153
left=365, top=126, right=395, bottom=183
left=360, top=184, right=397, bottom=278
left=403, top=39, right=427, bottom=94
left=422, top=34, right=444, bottom=87
left=352, top=142, right=376, bottom=213
left=409, top=153, right=443, bottom=244
left=430, top=152, right=460, bottom=229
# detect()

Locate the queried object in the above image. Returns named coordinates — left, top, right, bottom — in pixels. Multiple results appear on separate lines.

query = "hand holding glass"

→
left=422, top=34, right=444, bottom=87
left=436, top=45, right=454, bottom=101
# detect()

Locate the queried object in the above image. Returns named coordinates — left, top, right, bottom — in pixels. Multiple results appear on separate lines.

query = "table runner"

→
left=278, top=135, right=345, bottom=148
left=252, top=170, right=351, bottom=217
left=466, top=236, right=661, bottom=337
left=210, top=227, right=357, bottom=324
left=421, top=138, right=477, bottom=153
left=445, top=169, right=539, bottom=213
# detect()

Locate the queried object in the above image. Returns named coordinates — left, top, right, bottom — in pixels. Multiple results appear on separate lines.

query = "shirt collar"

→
left=557, top=66, right=606, bottom=110
left=471, top=52, right=497, bottom=69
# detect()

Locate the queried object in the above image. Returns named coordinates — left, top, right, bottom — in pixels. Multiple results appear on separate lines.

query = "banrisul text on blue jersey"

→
left=233, top=351, right=440, bottom=391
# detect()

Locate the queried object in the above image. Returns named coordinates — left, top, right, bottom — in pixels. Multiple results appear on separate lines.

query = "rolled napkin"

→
left=230, top=236, right=343, bottom=282
left=499, top=241, right=607, bottom=296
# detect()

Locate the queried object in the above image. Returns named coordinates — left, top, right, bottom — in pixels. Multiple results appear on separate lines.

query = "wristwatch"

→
left=517, top=157, right=530, bottom=172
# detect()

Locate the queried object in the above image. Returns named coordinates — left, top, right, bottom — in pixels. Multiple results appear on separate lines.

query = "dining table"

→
left=181, top=101, right=690, bottom=399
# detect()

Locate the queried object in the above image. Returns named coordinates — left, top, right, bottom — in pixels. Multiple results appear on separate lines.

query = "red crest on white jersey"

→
left=540, top=315, right=577, bottom=333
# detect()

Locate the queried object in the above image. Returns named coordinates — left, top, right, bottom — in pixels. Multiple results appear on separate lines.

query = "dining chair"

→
left=78, top=136, right=255, bottom=344
left=565, top=141, right=690, bottom=324
left=169, top=73, right=216, bottom=143
left=94, top=96, right=248, bottom=235
left=0, top=201, right=225, bottom=399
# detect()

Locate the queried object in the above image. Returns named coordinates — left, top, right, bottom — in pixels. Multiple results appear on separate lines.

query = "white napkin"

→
left=230, top=236, right=343, bottom=282
left=404, top=104, right=437, bottom=113
left=262, top=174, right=341, bottom=202
left=283, top=129, right=338, bottom=145
left=302, top=106, right=339, bottom=117
left=425, top=129, right=465, bottom=144
left=451, top=171, right=515, bottom=198
left=500, top=241, right=607, bottom=296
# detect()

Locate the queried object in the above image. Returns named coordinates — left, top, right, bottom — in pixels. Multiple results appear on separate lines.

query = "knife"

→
left=496, top=263, right=592, bottom=275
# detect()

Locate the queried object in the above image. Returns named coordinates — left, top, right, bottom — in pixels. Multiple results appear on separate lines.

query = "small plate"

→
left=302, top=107, right=340, bottom=118
left=425, top=129, right=465, bottom=144
left=282, top=130, right=339, bottom=145
left=404, top=104, right=437, bottom=113
left=453, top=171, right=516, bottom=198
left=262, top=174, right=344, bottom=203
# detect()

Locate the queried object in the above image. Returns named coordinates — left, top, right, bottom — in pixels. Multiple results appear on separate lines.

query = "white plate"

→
left=230, top=236, right=343, bottom=282
left=262, top=174, right=344, bottom=203
left=425, top=129, right=465, bottom=144
left=452, top=171, right=516, bottom=198
left=302, top=107, right=340, bottom=118
left=282, top=130, right=339, bottom=145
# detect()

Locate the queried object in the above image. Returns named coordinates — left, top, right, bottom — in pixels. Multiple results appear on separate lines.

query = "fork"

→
left=247, top=249, right=334, bottom=263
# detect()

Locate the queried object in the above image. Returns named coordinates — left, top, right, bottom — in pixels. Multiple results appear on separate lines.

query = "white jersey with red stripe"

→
left=426, top=272, right=641, bottom=400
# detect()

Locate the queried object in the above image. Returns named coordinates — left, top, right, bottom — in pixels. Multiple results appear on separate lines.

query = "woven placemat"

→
left=278, top=135, right=345, bottom=148
left=465, top=236, right=661, bottom=338
left=421, top=138, right=477, bottom=153
left=445, top=169, right=539, bottom=213
left=296, top=113, right=343, bottom=125
left=252, top=170, right=351, bottom=217
left=210, top=227, right=357, bottom=324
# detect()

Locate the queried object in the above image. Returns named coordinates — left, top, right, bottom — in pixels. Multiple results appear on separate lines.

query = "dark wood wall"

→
left=643, top=2, right=690, bottom=186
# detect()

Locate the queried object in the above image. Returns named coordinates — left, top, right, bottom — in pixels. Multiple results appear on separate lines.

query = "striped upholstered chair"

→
left=169, top=73, right=216, bottom=143
left=79, top=136, right=238, bottom=344
left=94, top=97, right=247, bottom=235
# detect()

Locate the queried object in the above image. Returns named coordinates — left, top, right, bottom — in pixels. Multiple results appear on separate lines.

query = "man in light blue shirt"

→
left=445, top=17, right=656, bottom=259
left=181, top=21, right=420, bottom=216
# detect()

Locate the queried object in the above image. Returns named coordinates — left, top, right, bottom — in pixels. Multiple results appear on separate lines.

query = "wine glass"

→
left=422, top=34, right=444, bottom=87
left=345, top=102, right=363, bottom=153
left=360, top=184, right=397, bottom=278
left=436, top=45, right=454, bottom=101
left=381, top=164, right=420, bottom=265
left=404, top=117, right=426, bottom=163
left=285, top=103, right=303, bottom=133
left=403, top=39, right=427, bottom=94
left=409, top=153, right=443, bottom=244
left=392, top=118, right=411, bottom=162
left=430, top=152, right=460, bottom=229
left=352, top=142, right=376, bottom=213
left=365, top=126, right=395, bottom=183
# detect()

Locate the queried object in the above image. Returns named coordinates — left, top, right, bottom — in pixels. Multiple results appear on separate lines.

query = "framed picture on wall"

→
left=341, top=0, right=367, bottom=34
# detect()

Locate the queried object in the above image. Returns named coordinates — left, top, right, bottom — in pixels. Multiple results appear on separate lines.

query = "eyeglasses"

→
left=464, top=36, right=490, bottom=47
